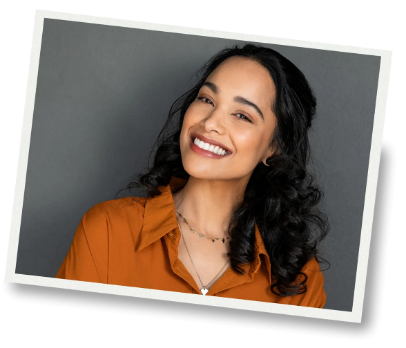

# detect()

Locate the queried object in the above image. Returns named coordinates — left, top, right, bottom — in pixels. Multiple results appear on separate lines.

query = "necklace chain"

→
left=175, top=210, right=231, bottom=243
left=176, top=219, right=229, bottom=295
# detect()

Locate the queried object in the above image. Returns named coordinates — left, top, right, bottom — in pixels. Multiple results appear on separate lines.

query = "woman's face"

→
left=180, top=56, right=278, bottom=183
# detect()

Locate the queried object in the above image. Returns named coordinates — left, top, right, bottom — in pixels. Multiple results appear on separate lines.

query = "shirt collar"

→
left=135, top=176, right=272, bottom=282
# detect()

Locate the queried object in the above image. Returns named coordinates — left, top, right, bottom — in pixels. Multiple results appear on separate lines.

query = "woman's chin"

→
left=182, top=165, right=216, bottom=179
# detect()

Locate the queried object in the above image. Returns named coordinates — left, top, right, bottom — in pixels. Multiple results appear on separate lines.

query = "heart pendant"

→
left=201, top=288, right=208, bottom=296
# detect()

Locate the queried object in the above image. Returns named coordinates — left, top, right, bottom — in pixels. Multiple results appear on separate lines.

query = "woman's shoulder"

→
left=78, top=196, right=149, bottom=238
left=57, top=196, right=149, bottom=281
left=299, top=256, right=325, bottom=289
left=285, top=256, right=326, bottom=308
left=302, top=256, right=323, bottom=272
left=83, top=196, right=148, bottom=219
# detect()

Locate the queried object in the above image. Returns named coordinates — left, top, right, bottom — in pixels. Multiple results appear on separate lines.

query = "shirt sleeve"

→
left=55, top=203, right=109, bottom=283
left=285, top=257, right=327, bottom=308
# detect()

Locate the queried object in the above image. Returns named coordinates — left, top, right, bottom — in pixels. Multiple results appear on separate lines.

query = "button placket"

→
left=168, top=229, right=180, bottom=246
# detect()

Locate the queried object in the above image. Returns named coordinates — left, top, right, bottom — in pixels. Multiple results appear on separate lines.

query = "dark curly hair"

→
left=120, top=43, right=330, bottom=297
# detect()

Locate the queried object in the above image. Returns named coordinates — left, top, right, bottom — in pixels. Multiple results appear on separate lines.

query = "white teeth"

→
left=196, top=138, right=205, bottom=150
left=193, top=137, right=228, bottom=155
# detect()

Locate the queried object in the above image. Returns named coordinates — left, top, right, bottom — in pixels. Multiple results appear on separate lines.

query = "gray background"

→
left=15, top=19, right=381, bottom=312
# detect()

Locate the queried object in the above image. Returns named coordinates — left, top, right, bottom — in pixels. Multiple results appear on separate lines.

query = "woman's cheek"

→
left=234, top=132, right=254, bottom=150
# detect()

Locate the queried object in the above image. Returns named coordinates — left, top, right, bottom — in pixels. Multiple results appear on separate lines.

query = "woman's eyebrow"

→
left=202, top=81, right=219, bottom=94
left=234, top=96, right=264, bottom=122
left=202, top=81, right=264, bottom=121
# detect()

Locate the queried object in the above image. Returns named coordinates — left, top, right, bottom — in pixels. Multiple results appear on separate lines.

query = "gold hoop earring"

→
left=263, top=157, right=271, bottom=167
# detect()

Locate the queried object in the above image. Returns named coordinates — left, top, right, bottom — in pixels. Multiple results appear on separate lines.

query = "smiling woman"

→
left=56, top=43, right=330, bottom=307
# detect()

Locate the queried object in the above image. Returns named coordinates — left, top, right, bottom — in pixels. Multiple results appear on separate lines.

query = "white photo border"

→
left=4, top=9, right=392, bottom=324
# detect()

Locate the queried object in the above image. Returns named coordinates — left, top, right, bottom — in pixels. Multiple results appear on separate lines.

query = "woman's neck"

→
left=172, top=176, right=249, bottom=238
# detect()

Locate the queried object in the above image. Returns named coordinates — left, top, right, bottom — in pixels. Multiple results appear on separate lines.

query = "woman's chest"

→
left=106, top=235, right=277, bottom=302
left=176, top=232, right=231, bottom=292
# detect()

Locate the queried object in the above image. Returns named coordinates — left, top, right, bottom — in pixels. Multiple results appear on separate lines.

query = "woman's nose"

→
left=201, top=107, right=227, bottom=134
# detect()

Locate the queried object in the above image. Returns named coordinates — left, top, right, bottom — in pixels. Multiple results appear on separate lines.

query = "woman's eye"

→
left=235, top=113, right=252, bottom=123
left=197, top=97, right=214, bottom=106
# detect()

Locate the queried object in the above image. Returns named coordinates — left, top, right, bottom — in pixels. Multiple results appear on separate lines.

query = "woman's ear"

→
left=261, top=144, right=277, bottom=166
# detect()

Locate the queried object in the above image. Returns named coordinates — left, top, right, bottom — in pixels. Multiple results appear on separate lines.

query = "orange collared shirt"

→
left=56, top=177, right=326, bottom=308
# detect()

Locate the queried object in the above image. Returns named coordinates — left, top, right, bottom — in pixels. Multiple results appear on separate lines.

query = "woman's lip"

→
left=190, top=133, right=233, bottom=154
left=189, top=137, right=232, bottom=159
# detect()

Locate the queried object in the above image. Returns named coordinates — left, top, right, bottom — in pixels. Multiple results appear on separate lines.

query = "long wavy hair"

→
left=121, top=43, right=330, bottom=297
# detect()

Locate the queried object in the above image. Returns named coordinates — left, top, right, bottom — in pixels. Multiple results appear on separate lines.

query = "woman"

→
left=56, top=43, right=329, bottom=307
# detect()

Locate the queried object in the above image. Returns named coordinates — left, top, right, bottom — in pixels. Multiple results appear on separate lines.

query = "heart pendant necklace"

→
left=177, top=218, right=229, bottom=296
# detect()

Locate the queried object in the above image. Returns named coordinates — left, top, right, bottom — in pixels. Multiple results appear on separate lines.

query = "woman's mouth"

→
left=190, top=136, right=232, bottom=159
